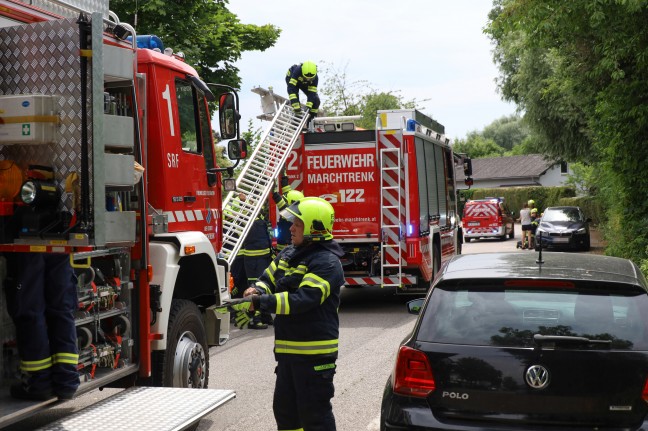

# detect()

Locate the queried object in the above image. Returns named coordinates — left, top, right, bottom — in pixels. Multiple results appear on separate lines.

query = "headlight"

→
left=536, top=228, right=546, bottom=235
left=20, top=180, right=59, bottom=207
left=575, top=228, right=586, bottom=234
left=20, top=181, right=37, bottom=204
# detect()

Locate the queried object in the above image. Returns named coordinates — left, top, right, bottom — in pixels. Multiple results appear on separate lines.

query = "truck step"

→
left=35, top=387, right=235, bottom=431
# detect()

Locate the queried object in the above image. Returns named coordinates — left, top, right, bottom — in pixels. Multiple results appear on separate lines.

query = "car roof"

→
left=544, top=206, right=581, bottom=211
left=465, top=199, right=502, bottom=205
left=440, top=252, right=646, bottom=288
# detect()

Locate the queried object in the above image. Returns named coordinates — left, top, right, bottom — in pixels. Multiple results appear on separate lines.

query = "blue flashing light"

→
left=126, top=35, right=165, bottom=52
left=406, top=119, right=419, bottom=132
left=408, top=224, right=413, bottom=235
left=274, top=228, right=279, bottom=238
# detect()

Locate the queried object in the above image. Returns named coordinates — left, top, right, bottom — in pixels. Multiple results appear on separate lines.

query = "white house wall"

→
left=538, top=164, right=571, bottom=187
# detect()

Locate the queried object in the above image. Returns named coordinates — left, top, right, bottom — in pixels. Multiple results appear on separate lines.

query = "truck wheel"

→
left=152, top=299, right=209, bottom=389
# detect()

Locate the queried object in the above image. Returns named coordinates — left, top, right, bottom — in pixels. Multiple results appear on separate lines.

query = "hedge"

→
left=457, top=186, right=603, bottom=225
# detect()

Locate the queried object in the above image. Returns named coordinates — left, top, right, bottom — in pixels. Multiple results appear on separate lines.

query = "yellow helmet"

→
left=285, top=190, right=304, bottom=205
left=280, top=196, right=334, bottom=241
left=301, top=61, right=317, bottom=81
left=528, top=199, right=535, bottom=207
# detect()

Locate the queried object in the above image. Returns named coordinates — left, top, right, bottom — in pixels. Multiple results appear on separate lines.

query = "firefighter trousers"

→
left=274, top=359, right=336, bottom=431
left=4, top=252, right=79, bottom=394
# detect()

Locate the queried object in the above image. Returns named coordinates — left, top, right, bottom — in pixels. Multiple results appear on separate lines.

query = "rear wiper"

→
left=533, top=334, right=612, bottom=348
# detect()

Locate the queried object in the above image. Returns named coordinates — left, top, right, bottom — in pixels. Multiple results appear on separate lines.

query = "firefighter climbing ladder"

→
left=379, top=146, right=404, bottom=288
left=220, top=102, right=309, bottom=264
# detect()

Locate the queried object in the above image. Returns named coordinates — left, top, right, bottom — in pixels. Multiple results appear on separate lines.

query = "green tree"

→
left=481, top=115, right=528, bottom=151
left=486, top=1, right=648, bottom=268
left=319, top=61, right=368, bottom=116
left=109, top=0, right=280, bottom=91
left=452, top=133, right=505, bottom=159
left=319, top=61, right=425, bottom=129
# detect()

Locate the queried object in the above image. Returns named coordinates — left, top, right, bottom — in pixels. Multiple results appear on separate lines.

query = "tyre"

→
left=151, top=299, right=209, bottom=389
left=465, top=237, right=472, bottom=243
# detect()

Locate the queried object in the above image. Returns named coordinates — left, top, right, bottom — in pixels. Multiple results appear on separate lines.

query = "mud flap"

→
left=206, top=305, right=230, bottom=346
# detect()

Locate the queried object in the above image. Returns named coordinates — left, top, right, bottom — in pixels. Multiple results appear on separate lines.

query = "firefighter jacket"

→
left=254, top=240, right=344, bottom=361
left=242, top=216, right=272, bottom=257
left=272, top=187, right=292, bottom=250
left=285, top=64, right=320, bottom=114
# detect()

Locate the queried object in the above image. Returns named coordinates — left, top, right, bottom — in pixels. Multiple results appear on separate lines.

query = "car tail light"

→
left=642, top=378, right=648, bottom=403
left=393, top=346, right=435, bottom=397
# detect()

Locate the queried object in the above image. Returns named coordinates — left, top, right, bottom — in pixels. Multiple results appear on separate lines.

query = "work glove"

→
left=272, top=191, right=283, bottom=204
left=215, top=297, right=260, bottom=329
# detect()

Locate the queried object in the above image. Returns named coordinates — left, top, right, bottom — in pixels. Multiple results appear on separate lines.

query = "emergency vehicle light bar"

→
left=126, top=35, right=165, bottom=52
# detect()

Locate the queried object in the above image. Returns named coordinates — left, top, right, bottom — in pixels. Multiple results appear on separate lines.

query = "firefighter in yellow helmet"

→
left=285, top=61, right=319, bottom=123
left=272, top=176, right=304, bottom=252
left=227, top=197, right=344, bottom=430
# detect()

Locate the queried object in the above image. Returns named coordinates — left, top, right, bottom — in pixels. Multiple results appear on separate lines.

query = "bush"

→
left=458, top=186, right=576, bottom=219
left=557, top=196, right=605, bottom=225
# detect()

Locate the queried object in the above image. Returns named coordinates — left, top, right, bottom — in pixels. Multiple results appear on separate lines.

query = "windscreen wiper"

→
left=533, top=334, right=612, bottom=348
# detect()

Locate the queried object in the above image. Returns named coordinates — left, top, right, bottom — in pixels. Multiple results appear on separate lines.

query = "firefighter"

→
left=530, top=208, right=540, bottom=249
left=3, top=252, right=79, bottom=400
left=273, top=176, right=304, bottom=253
left=226, top=192, right=248, bottom=300
left=286, top=61, right=319, bottom=123
left=222, top=197, right=344, bottom=430
left=242, top=207, right=274, bottom=329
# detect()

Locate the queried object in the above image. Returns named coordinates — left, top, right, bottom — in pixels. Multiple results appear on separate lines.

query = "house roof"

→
left=456, top=154, right=557, bottom=181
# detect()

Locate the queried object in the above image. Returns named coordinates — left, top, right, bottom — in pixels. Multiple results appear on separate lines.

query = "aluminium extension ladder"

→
left=379, top=147, right=404, bottom=288
left=220, top=103, right=308, bottom=265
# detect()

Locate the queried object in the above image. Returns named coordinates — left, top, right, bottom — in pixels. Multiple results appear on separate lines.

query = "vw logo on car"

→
left=525, top=365, right=550, bottom=389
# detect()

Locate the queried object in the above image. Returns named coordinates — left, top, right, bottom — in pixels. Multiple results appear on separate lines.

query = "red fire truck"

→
left=283, top=109, right=470, bottom=293
left=0, top=0, right=246, bottom=428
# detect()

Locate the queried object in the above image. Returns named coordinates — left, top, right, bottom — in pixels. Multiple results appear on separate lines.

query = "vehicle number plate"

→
left=467, top=221, right=479, bottom=227
left=553, top=237, right=569, bottom=243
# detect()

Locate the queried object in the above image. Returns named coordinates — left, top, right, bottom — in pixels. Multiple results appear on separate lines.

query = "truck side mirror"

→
left=227, top=139, right=247, bottom=160
left=219, top=92, right=240, bottom=140
left=463, top=158, right=473, bottom=176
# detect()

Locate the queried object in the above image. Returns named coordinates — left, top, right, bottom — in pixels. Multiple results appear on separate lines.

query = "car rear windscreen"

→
left=418, top=281, right=648, bottom=350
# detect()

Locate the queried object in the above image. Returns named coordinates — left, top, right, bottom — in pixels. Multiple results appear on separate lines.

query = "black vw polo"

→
left=381, top=252, right=648, bottom=430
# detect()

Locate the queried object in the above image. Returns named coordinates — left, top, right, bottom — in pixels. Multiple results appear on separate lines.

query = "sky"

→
left=227, top=0, right=517, bottom=142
